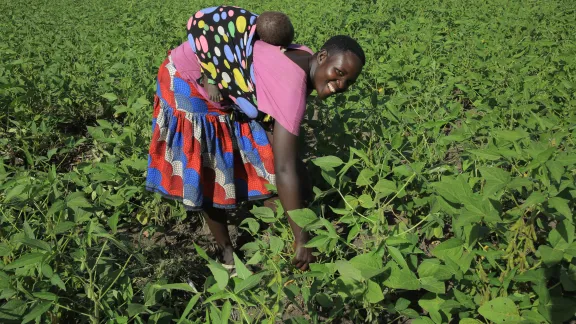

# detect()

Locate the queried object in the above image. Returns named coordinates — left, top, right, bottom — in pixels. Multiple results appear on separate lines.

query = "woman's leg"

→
left=200, top=207, right=234, bottom=265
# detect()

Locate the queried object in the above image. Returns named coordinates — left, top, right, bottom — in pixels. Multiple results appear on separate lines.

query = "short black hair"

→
left=321, top=35, right=366, bottom=65
left=256, top=12, right=294, bottom=47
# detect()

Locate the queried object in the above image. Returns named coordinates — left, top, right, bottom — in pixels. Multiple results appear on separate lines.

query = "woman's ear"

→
left=317, top=49, right=328, bottom=65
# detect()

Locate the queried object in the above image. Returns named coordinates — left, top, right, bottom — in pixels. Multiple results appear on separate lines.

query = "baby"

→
left=203, top=11, right=295, bottom=102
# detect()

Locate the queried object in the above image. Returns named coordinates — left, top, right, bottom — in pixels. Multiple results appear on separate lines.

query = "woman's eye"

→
left=336, top=69, right=344, bottom=76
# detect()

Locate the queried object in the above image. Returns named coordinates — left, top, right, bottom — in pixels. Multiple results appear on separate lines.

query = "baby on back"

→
left=256, top=11, right=294, bottom=48
left=202, top=10, right=295, bottom=102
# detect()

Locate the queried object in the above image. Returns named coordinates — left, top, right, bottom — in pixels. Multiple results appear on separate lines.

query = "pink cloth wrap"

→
left=170, top=40, right=314, bottom=135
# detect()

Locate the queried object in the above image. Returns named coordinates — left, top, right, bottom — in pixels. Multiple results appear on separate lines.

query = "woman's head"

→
left=310, top=35, right=365, bottom=100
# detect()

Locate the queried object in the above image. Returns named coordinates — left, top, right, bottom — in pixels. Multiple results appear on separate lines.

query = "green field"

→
left=1, top=0, right=576, bottom=322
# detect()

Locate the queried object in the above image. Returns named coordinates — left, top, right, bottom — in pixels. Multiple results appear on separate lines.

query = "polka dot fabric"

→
left=146, top=54, right=275, bottom=211
left=187, top=6, right=260, bottom=119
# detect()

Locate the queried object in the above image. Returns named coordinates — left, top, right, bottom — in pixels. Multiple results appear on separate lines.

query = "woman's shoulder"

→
left=287, top=44, right=314, bottom=55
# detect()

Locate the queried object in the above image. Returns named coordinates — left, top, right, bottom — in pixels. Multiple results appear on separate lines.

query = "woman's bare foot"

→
left=202, top=75, right=223, bottom=102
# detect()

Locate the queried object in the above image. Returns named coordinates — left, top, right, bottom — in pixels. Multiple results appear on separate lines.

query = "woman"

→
left=146, top=6, right=365, bottom=271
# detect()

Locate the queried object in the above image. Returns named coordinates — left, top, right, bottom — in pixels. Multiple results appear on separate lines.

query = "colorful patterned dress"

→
left=145, top=42, right=275, bottom=211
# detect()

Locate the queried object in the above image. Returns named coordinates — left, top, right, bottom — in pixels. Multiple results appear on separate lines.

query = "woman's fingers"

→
left=292, top=245, right=316, bottom=271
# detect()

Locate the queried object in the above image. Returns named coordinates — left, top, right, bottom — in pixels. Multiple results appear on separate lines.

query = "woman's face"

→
left=312, top=50, right=363, bottom=100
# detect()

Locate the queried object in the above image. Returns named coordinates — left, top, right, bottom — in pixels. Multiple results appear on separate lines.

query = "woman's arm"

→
left=272, top=122, right=316, bottom=270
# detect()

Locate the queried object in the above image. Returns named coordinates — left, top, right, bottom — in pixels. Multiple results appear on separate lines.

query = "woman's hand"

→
left=292, top=238, right=317, bottom=271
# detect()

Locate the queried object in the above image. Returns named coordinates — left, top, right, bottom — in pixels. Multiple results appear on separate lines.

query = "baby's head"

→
left=256, top=11, right=294, bottom=47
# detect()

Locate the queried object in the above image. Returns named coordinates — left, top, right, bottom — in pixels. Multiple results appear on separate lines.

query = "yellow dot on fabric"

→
left=224, top=60, right=230, bottom=69
left=236, top=16, right=246, bottom=33
left=221, top=80, right=228, bottom=88
left=222, top=34, right=229, bottom=42
left=233, top=68, right=249, bottom=92
left=198, top=20, right=205, bottom=29
left=201, top=62, right=217, bottom=79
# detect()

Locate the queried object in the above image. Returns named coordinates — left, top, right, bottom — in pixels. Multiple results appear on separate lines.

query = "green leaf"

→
left=514, top=268, right=546, bottom=283
left=419, top=277, right=445, bottom=294
left=383, top=262, right=420, bottom=290
left=417, top=260, right=453, bottom=281
left=478, top=166, right=510, bottom=197
left=374, top=179, right=397, bottom=196
left=546, top=160, right=564, bottom=183
left=47, top=200, right=65, bottom=217
left=51, top=274, right=66, bottom=291
left=0, top=243, right=12, bottom=257
left=321, top=168, right=337, bottom=186
left=4, top=252, right=45, bottom=270
left=356, top=169, right=376, bottom=186
left=250, top=206, right=276, bottom=222
left=239, top=217, right=260, bottom=235
left=454, top=289, right=476, bottom=309
left=194, top=243, right=210, bottom=261
left=127, top=303, right=148, bottom=317
left=387, top=245, right=408, bottom=269
left=493, top=129, right=528, bottom=142
left=412, top=317, right=436, bottom=324
left=269, top=235, right=284, bottom=254
left=365, top=280, right=384, bottom=303
left=335, top=260, right=363, bottom=282
left=459, top=319, right=483, bottom=324
left=538, top=245, right=563, bottom=266
left=101, top=93, right=118, bottom=101
left=521, top=192, right=546, bottom=209
left=358, top=194, right=375, bottom=208
left=53, top=221, right=75, bottom=234
left=41, top=264, right=53, bottom=278
left=431, top=176, right=472, bottom=204
left=233, top=253, right=252, bottom=280
left=468, top=148, right=502, bottom=161
left=108, top=212, right=119, bottom=233
left=477, top=297, right=522, bottom=324
left=65, top=192, right=91, bottom=209
left=537, top=296, right=576, bottom=323
left=21, top=301, right=52, bottom=324
left=431, top=238, right=463, bottom=262
left=0, top=299, right=27, bottom=320
left=556, top=152, right=576, bottom=166
left=287, top=208, right=318, bottom=227
left=395, top=298, right=411, bottom=311
left=17, top=238, right=51, bottom=252
left=312, top=156, right=343, bottom=170
left=234, top=271, right=268, bottom=293
left=5, top=184, right=27, bottom=202
left=155, top=283, right=196, bottom=292
left=207, top=260, right=229, bottom=290
left=315, top=293, right=334, bottom=307
left=305, top=235, right=331, bottom=248
left=520, top=310, right=547, bottom=324
left=177, top=294, right=200, bottom=323
left=350, top=253, right=384, bottom=279
left=548, top=197, right=572, bottom=219
left=221, top=300, right=232, bottom=324
left=32, top=292, right=57, bottom=301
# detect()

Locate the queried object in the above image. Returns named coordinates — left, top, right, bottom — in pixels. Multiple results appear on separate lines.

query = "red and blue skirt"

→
left=146, top=55, right=275, bottom=211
